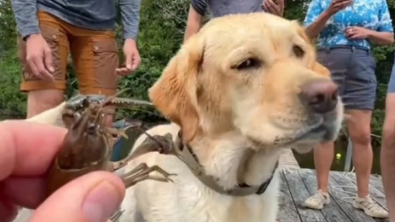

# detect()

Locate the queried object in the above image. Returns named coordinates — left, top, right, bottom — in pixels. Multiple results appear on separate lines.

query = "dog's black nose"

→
left=300, top=79, right=338, bottom=113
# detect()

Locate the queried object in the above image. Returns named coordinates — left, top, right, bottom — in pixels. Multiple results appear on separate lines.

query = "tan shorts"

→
left=18, top=11, right=119, bottom=95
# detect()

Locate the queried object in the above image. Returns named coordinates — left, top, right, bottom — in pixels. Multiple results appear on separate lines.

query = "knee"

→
left=349, top=129, right=371, bottom=146
left=27, top=90, right=64, bottom=117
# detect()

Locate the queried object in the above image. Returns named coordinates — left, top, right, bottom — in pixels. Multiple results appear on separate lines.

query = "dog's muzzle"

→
left=299, top=79, right=338, bottom=114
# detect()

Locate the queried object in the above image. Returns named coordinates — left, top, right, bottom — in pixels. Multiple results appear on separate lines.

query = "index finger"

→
left=125, top=52, right=133, bottom=70
left=132, top=55, right=141, bottom=71
left=266, top=0, right=280, bottom=14
left=43, top=48, right=55, bottom=73
left=0, top=120, right=66, bottom=180
left=32, top=58, right=53, bottom=81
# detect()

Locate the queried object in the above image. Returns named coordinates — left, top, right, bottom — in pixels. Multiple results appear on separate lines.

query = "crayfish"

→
left=46, top=94, right=176, bottom=197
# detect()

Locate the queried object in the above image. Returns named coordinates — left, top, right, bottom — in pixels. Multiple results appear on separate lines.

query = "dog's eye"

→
left=292, top=45, right=305, bottom=58
left=234, top=58, right=260, bottom=70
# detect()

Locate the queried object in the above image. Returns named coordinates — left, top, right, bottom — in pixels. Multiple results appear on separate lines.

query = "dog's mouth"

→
left=270, top=110, right=341, bottom=148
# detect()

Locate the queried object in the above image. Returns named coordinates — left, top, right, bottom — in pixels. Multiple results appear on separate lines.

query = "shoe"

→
left=303, top=190, right=330, bottom=209
left=352, top=195, right=388, bottom=218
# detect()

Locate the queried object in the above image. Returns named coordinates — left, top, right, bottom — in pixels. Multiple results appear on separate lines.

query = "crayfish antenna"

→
left=26, top=102, right=67, bottom=127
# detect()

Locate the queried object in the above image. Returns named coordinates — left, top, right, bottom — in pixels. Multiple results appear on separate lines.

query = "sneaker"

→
left=303, top=190, right=330, bottom=209
left=352, top=195, right=388, bottom=218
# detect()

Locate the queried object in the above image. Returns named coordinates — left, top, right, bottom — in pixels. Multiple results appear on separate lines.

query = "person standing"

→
left=11, top=0, right=142, bottom=119
left=302, top=0, right=394, bottom=218
left=381, top=56, right=395, bottom=222
left=183, top=0, right=285, bottom=42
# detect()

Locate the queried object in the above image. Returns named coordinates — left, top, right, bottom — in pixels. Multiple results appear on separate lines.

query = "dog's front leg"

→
left=118, top=186, right=146, bottom=222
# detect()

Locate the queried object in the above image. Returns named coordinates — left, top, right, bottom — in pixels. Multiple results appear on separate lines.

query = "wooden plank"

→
left=298, top=169, right=352, bottom=222
left=329, top=171, right=387, bottom=222
left=279, top=149, right=300, bottom=169
left=341, top=173, right=388, bottom=211
left=282, top=168, right=327, bottom=222
left=278, top=170, right=302, bottom=222
left=369, top=174, right=386, bottom=194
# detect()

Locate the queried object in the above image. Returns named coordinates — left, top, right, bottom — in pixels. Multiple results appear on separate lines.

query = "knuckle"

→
left=27, top=55, right=37, bottom=61
left=39, top=70, right=48, bottom=75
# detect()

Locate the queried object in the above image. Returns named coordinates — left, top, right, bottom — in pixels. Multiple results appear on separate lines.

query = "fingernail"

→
left=82, top=181, right=122, bottom=222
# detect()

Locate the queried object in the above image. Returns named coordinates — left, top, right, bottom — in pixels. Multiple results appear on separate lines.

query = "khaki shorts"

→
left=18, top=11, right=119, bottom=95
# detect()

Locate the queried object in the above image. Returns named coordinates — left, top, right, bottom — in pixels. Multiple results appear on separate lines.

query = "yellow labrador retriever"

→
left=119, top=13, right=343, bottom=222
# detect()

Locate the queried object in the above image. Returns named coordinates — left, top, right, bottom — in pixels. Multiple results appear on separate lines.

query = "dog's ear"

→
left=311, top=61, right=330, bottom=78
left=292, top=21, right=319, bottom=69
left=292, top=22, right=329, bottom=78
left=292, top=20, right=316, bottom=43
left=148, top=35, right=204, bottom=143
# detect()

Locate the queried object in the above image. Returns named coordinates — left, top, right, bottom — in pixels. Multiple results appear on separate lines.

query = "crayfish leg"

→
left=107, top=127, right=129, bottom=139
left=119, top=163, right=176, bottom=188
left=110, top=133, right=177, bottom=172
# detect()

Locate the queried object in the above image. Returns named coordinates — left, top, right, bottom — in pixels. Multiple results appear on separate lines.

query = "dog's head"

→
left=149, top=13, right=343, bottom=153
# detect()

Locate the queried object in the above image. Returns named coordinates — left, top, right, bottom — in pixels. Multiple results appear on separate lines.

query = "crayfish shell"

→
left=46, top=158, right=110, bottom=197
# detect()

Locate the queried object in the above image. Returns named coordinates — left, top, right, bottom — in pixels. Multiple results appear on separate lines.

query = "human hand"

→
left=25, top=34, right=54, bottom=81
left=325, top=0, right=353, bottom=15
left=116, top=38, right=141, bottom=76
left=344, top=26, right=372, bottom=40
left=0, top=121, right=125, bottom=222
left=262, top=0, right=284, bottom=17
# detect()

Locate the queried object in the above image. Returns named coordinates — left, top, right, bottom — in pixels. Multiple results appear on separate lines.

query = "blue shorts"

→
left=388, top=56, right=395, bottom=93
left=317, top=46, right=377, bottom=110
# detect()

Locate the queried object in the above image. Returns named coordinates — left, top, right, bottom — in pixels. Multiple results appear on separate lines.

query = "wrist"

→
left=365, top=29, right=375, bottom=39
left=23, top=33, right=41, bottom=42
left=124, top=38, right=137, bottom=45
left=322, top=9, right=334, bottom=18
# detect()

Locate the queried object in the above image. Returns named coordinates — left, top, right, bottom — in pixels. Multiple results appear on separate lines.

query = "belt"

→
left=318, top=45, right=371, bottom=54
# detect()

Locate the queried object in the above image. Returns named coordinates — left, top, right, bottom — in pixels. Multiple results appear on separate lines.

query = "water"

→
left=293, top=136, right=382, bottom=175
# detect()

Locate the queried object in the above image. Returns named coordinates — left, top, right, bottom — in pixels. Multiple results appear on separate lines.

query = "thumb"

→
left=29, top=171, right=125, bottom=222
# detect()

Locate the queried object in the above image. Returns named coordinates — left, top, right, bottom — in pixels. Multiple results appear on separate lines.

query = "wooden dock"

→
left=278, top=168, right=389, bottom=222
left=279, top=149, right=300, bottom=170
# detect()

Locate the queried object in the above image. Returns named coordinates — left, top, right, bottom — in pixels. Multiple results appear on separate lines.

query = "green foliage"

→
left=113, top=0, right=189, bottom=121
left=0, top=48, right=27, bottom=117
left=0, top=0, right=26, bottom=117
left=118, top=0, right=188, bottom=98
left=0, top=0, right=395, bottom=146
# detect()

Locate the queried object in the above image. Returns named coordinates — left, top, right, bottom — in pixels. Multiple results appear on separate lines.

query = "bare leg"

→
left=27, top=89, right=64, bottom=118
left=303, top=142, right=334, bottom=209
left=314, top=141, right=335, bottom=192
left=120, top=163, right=176, bottom=188
left=381, top=94, right=395, bottom=221
left=345, top=109, right=387, bottom=218
left=346, top=110, right=372, bottom=198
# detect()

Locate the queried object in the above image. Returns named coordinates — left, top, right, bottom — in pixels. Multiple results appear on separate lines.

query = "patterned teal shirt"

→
left=304, top=0, right=394, bottom=50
